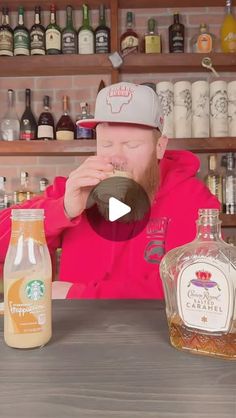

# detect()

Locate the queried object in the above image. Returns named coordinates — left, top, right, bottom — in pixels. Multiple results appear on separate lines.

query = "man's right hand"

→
left=64, top=156, right=113, bottom=219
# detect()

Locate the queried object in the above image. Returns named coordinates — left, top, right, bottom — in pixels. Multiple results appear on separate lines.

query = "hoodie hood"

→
left=157, top=150, right=200, bottom=198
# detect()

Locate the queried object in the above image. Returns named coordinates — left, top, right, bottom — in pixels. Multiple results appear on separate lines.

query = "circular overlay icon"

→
left=86, top=176, right=151, bottom=241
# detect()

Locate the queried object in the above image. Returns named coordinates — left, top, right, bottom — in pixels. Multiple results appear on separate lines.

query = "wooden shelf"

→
left=220, top=214, right=236, bottom=228
left=2, top=0, right=111, bottom=11
left=121, top=53, right=236, bottom=74
left=0, top=54, right=112, bottom=77
left=0, top=138, right=236, bottom=156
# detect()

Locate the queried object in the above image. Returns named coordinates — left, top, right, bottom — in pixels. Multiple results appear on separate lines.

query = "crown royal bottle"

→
left=160, top=208, right=236, bottom=359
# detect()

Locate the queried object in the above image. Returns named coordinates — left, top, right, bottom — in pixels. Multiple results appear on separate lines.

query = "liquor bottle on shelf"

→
left=144, top=18, right=161, bottom=53
left=97, top=79, right=106, bottom=94
left=37, top=96, right=55, bottom=140
left=14, top=6, right=30, bottom=56
left=78, top=4, right=94, bottom=54
left=0, top=89, right=20, bottom=141
left=190, top=23, right=216, bottom=53
left=46, top=4, right=61, bottom=55
left=120, top=11, right=139, bottom=56
left=20, top=89, right=37, bottom=140
left=39, top=177, right=49, bottom=194
left=222, top=152, right=236, bottom=214
left=169, top=12, right=185, bottom=53
left=160, top=208, right=236, bottom=360
left=13, top=171, right=35, bottom=205
left=220, top=0, right=236, bottom=53
left=62, top=5, right=77, bottom=54
left=56, top=96, right=75, bottom=140
left=30, top=6, right=46, bottom=55
left=95, top=5, right=110, bottom=54
left=0, top=177, right=10, bottom=209
left=205, top=154, right=223, bottom=205
left=76, top=102, right=94, bottom=139
left=0, top=7, right=13, bottom=56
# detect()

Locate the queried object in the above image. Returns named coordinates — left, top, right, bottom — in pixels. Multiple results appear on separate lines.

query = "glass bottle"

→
left=46, top=4, right=61, bottom=55
left=37, top=96, right=55, bottom=140
left=222, top=152, right=236, bottom=214
left=13, top=171, right=34, bottom=205
left=95, top=5, right=110, bottom=54
left=120, top=11, right=139, bottom=56
left=39, top=177, right=49, bottom=194
left=221, top=0, right=236, bottom=53
left=144, top=18, right=161, bottom=53
left=78, top=4, right=94, bottom=54
left=62, top=5, right=77, bottom=54
left=76, top=102, right=94, bottom=139
left=160, top=208, right=236, bottom=360
left=191, top=23, right=216, bottom=53
left=30, top=6, right=46, bottom=55
left=205, top=154, right=223, bottom=205
left=0, top=89, right=20, bottom=141
left=4, top=209, right=52, bottom=349
left=56, top=96, right=75, bottom=140
left=20, top=89, right=37, bottom=140
left=169, top=12, right=185, bottom=53
left=0, top=7, right=13, bottom=56
left=14, top=6, right=30, bottom=56
left=0, top=176, right=8, bottom=210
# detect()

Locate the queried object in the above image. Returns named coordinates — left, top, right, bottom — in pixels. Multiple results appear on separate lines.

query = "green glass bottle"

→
left=14, top=6, right=30, bottom=56
left=78, top=4, right=94, bottom=54
left=46, top=4, right=61, bottom=55
left=95, top=5, right=110, bottom=53
left=62, top=5, right=77, bottom=54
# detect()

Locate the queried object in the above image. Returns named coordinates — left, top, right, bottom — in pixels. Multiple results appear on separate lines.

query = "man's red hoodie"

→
left=0, top=150, right=220, bottom=299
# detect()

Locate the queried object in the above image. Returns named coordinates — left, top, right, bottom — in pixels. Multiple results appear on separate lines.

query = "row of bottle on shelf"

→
left=205, top=152, right=236, bottom=214
left=0, top=4, right=110, bottom=56
left=0, top=89, right=95, bottom=141
left=0, top=172, right=49, bottom=209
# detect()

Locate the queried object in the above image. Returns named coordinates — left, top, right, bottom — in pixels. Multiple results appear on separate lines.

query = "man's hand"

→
left=64, top=156, right=113, bottom=219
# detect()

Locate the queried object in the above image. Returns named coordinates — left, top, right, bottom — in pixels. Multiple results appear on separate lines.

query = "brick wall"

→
left=0, top=6, right=234, bottom=197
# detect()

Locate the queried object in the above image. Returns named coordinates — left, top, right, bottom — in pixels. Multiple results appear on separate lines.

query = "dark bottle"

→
left=30, top=6, right=45, bottom=55
left=0, top=7, right=13, bottom=56
left=62, top=5, right=77, bottom=54
left=37, top=96, right=55, bottom=140
left=14, top=6, right=30, bottom=56
left=56, top=96, right=75, bottom=140
left=120, top=11, right=139, bottom=56
left=20, top=89, right=37, bottom=140
left=95, top=5, right=110, bottom=53
left=46, top=4, right=61, bottom=55
left=76, top=102, right=94, bottom=139
left=222, top=153, right=236, bottom=214
left=169, top=13, right=185, bottom=53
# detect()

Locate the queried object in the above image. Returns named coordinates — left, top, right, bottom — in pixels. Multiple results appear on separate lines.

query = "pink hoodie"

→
left=0, top=150, right=220, bottom=299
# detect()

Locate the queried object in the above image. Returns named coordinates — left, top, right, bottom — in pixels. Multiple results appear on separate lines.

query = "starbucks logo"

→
left=25, top=280, right=45, bottom=301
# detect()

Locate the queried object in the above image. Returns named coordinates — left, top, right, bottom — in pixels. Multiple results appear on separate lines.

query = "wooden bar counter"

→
left=0, top=300, right=235, bottom=418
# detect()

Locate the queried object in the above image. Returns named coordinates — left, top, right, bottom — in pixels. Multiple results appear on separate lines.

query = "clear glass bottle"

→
left=46, top=4, right=61, bottom=55
left=0, top=176, right=8, bottom=210
left=205, top=154, right=223, bottom=205
left=62, top=5, right=77, bottom=54
left=222, top=152, right=236, bottom=214
left=13, top=171, right=34, bottom=205
left=169, top=12, right=185, bottom=53
left=30, top=6, right=46, bottom=56
left=191, top=23, right=216, bottom=53
left=0, top=89, right=20, bottom=141
left=120, top=11, right=139, bottom=56
left=0, top=7, right=13, bottom=56
left=14, top=6, right=30, bottom=56
left=160, top=208, right=236, bottom=360
left=144, top=18, right=161, bottom=53
left=20, top=89, right=37, bottom=140
left=56, top=96, right=75, bottom=140
left=4, top=209, right=52, bottom=349
left=76, top=102, right=94, bottom=139
left=95, top=5, right=110, bottom=54
left=78, top=4, right=94, bottom=54
left=37, top=96, right=55, bottom=140
left=221, top=0, right=236, bottom=53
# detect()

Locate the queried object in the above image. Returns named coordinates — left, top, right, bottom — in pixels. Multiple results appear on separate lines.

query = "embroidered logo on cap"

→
left=106, top=85, right=134, bottom=114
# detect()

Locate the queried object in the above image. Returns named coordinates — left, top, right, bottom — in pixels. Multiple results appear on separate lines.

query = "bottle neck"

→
left=63, top=98, right=69, bottom=115
left=25, top=91, right=31, bottom=109
left=2, top=13, right=8, bottom=26
left=35, top=12, right=41, bottom=25
left=99, top=6, right=106, bottom=26
left=10, top=219, right=46, bottom=244
left=66, top=7, right=73, bottom=28
left=82, top=5, right=90, bottom=27
left=226, top=1, right=232, bottom=15
left=174, top=14, right=180, bottom=24
left=196, top=218, right=222, bottom=241
left=50, top=12, right=56, bottom=24
left=7, top=90, right=14, bottom=110
left=18, top=13, right=24, bottom=26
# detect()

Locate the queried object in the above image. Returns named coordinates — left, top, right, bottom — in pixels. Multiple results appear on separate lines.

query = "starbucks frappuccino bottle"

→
left=4, top=209, right=52, bottom=349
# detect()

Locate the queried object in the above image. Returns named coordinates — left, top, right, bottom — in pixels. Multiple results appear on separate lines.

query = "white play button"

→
left=108, top=197, right=131, bottom=222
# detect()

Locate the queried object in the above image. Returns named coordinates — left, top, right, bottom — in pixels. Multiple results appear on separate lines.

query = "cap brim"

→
left=77, top=118, right=159, bottom=129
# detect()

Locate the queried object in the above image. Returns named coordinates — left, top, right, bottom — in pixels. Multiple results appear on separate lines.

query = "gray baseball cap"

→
left=78, top=82, right=164, bottom=132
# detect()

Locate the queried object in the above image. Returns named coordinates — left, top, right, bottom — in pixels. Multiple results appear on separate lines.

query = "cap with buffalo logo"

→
left=78, top=82, right=164, bottom=132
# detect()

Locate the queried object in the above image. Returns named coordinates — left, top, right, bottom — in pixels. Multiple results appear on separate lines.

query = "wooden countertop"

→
left=0, top=300, right=235, bottom=418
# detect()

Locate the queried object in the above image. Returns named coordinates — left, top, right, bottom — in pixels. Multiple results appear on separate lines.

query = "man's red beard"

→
left=135, top=150, right=159, bottom=202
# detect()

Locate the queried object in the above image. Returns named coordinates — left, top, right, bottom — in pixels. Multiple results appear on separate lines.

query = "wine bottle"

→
left=95, top=5, right=110, bottom=53
left=0, top=7, right=13, bottom=56
left=37, top=96, right=55, bottom=140
left=0, top=89, right=20, bottom=141
left=46, top=4, right=61, bottom=55
left=169, top=12, right=185, bottom=53
left=20, top=89, right=37, bottom=140
left=62, top=5, right=77, bottom=54
left=14, top=6, right=30, bottom=56
left=56, top=96, right=75, bottom=140
left=78, top=4, right=94, bottom=54
left=30, top=6, right=46, bottom=55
